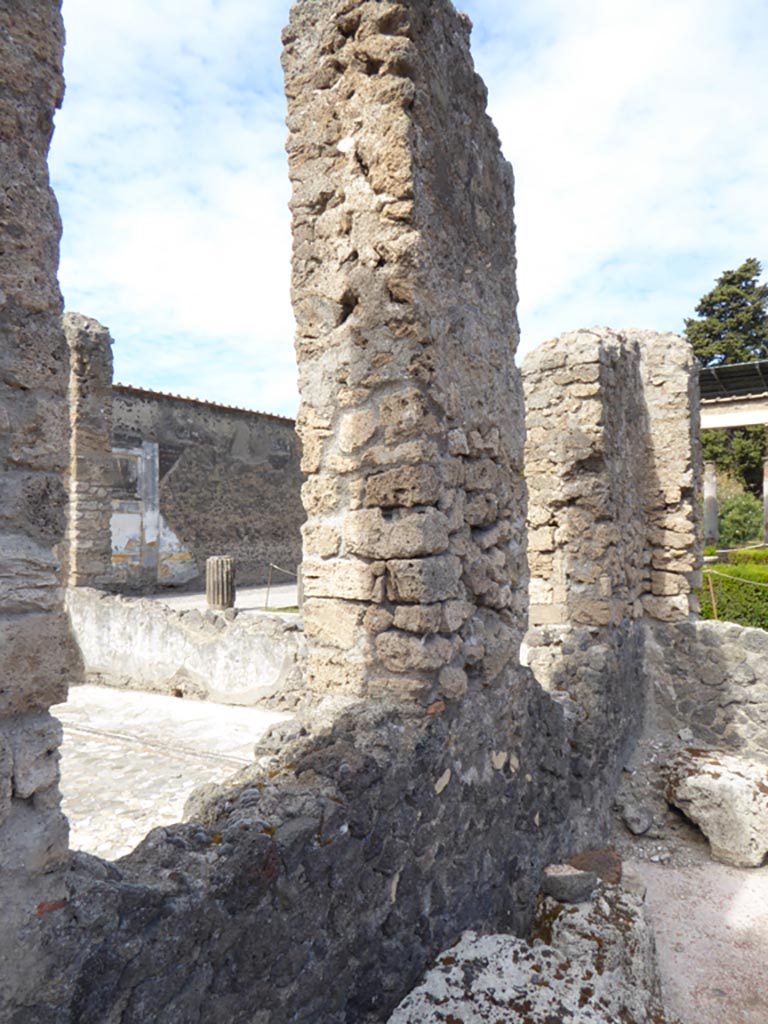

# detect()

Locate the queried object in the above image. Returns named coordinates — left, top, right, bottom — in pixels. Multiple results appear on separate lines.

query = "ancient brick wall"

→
left=523, top=327, right=700, bottom=629
left=0, top=1, right=80, bottom=872
left=112, top=387, right=304, bottom=588
left=286, top=0, right=523, bottom=700
left=63, top=312, right=114, bottom=587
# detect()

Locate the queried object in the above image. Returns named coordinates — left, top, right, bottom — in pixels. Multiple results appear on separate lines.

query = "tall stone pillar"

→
left=64, top=313, right=115, bottom=588
left=0, top=1, right=81, bottom=871
left=283, top=0, right=524, bottom=702
left=703, top=461, right=719, bottom=548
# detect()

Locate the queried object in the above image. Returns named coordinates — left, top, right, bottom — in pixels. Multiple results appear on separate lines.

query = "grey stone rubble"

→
left=663, top=749, right=768, bottom=868
left=387, top=885, right=673, bottom=1024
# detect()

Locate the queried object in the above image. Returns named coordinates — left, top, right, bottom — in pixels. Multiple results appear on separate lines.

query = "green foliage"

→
left=703, top=545, right=717, bottom=557
left=718, top=492, right=764, bottom=547
left=728, top=546, right=768, bottom=564
left=685, top=257, right=768, bottom=366
left=699, top=563, right=768, bottom=629
left=701, top=426, right=768, bottom=497
left=687, top=259, right=768, bottom=494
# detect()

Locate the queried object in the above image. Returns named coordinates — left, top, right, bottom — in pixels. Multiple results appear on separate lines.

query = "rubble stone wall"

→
left=113, top=386, right=304, bottom=588
left=63, top=313, right=114, bottom=588
left=523, top=327, right=700, bottom=630
left=286, top=0, right=524, bottom=701
left=646, top=618, right=768, bottom=758
left=0, top=1, right=80, bottom=872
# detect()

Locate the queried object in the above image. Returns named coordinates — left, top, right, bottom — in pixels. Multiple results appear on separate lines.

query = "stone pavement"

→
left=53, top=684, right=292, bottom=860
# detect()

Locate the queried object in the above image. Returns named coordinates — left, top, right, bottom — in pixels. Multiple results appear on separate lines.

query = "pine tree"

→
left=684, top=259, right=768, bottom=495
left=684, top=257, right=768, bottom=366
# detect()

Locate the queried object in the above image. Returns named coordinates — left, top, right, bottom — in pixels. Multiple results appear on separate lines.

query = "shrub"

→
left=718, top=493, right=763, bottom=548
left=699, top=563, right=768, bottom=630
left=728, top=547, right=768, bottom=565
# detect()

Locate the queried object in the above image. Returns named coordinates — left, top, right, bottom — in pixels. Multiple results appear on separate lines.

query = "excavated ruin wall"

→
left=0, top=1, right=80, bottom=874
left=63, top=313, right=114, bottom=588
left=522, top=328, right=701, bottom=806
left=0, top=3, right=685, bottom=1021
left=289, top=0, right=524, bottom=701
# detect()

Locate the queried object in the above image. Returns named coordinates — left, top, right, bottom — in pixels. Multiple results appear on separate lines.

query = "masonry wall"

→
left=63, top=313, right=114, bottom=587
left=289, top=0, right=524, bottom=701
left=0, top=1, right=80, bottom=873
left=112, top=386, right=304, bottom=588
left=523, top=327, right=700, bottom=628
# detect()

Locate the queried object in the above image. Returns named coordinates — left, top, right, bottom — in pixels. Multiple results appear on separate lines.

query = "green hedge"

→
left=727, top=547, right=768, bottom=565
left=699, top=563, right=768, bottom=629
left=718, top=493, right=763, bottom=547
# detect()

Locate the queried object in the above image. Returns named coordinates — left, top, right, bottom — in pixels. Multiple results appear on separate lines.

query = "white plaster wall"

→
left=66, top=588, right=304, bottom=706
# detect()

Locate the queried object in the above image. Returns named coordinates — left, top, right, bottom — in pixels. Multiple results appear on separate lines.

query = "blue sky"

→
left=50, top=0, right=768, bottom=417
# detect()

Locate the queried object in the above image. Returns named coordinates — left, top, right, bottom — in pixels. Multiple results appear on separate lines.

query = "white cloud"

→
left=50, top=0, right=768, bottom=415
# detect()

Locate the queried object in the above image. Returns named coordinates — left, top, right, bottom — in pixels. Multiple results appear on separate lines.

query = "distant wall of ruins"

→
left=112, top=386, right=304, bottom=588
left=64, top=313, right=115, bottom=588
left=289, top=0, right=524, bottom=701
left=0, top=1, right=80, bottom=873
left=523, top=327, right=700, bottom=630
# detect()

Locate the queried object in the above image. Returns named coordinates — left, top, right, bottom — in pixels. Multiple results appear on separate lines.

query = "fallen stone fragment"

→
left=663, top=749, right=768, bottom=867
left=541, top=862, right=598, bottom=903
left=388, top=886, right=673, bottom=1023
left=619, top=798, right=655, bottom=836
left=569, top=845, right=622, bottom=884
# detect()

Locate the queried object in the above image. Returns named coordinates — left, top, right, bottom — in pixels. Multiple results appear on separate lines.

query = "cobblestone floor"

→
left=54, top=684, right=292, bottom=860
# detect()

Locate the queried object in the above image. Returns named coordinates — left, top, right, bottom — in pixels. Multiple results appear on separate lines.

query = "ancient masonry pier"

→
left=0, top=2, right=81, bottom=872
left=63, top=312, right=115, bottom=588
left=286, top=0, right=525, bottom=703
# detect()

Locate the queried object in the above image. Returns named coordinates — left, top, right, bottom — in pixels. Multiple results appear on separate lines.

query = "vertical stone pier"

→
left=64, top=312, right=115, bottom=588
left=0, top=2, right=80, bottom=871
left=283, top=0, right=524, bottom=702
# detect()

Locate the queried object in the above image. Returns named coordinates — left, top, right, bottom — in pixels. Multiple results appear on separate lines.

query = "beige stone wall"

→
left=283, top=0, right=523, bottom=701
left=64, top=312, right=115, bottom=587
left=523, top=327, right=700, bottom=628
left=0, top=2, right=80, bottom=871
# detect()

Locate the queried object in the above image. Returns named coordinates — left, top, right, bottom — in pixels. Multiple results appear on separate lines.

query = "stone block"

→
left=338, top=409, right=377, bottom=453
left=439, top=666, right=468, bottom=700
left=393, top=604, right=443, bottom=635
left=302, top=475, right=340, bottom=516
left=375, top=631, right=456, bottom=673
left=0, top=713, right=62, bottom=799
left=0, top=611, right=80, bottom=715
left=303, top=598, right=366, bottom=649
left=364, top=464, right=441, bottom=508
left=0, top=532, right=59, bottom=612
left=387, top=555, right=462, bottom=604
left=302, top=522, right=341, bottom=559
left=344, top=507, right=449, bottom=560
left=302, top=559, right=380, bottom=601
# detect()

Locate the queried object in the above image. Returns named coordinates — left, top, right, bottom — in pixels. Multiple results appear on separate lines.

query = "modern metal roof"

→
left=699, top=359, right=768, bottom=400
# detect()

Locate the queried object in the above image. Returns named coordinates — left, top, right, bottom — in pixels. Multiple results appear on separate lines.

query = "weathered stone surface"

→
left=388, top=887, right=670, bottom=1023
left=66, top=587, right=305, bottom=706
left=541, top=862, right=598, bottom=903
left=664, top=749, right=768, bottom=867
left=286, top=0, right=523, bottom=697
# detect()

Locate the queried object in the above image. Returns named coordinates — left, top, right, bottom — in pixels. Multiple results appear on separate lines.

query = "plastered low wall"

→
left=66, top=588, right=305, bottom=707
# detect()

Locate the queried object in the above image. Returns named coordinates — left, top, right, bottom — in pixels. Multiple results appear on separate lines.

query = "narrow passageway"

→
left=54, top=685, right=292, bottom=860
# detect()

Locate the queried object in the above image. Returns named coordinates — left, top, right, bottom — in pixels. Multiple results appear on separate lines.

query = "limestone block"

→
left=0, top=532, right=59, bottom=612
left=439, top=666, right=468, bottom=701
left=306, top=649, right=367, bottom=695
left=302, top=475, right=340, bottom=516
left=0, top=611, right=80, bottom=715
left=338, top=409, right=376, bottom=453
left=303, top=599, right=366, bottom=649
left=641, top=593, right=690, bottom=622
left=441, top=600, right=474, bottom=632
left=387, top=555, right=462, bottom=604
left=375, top=631, right=456, bottom=673
left=393, top=604, right=443, bottom=635
left=0, top=800, right=68, bottom=872
left=0, top=713, right=62, bottom=799
left=301, top=522, right=341, bottom=559
left=664, top=750, right=768, bottom=867
left=378, top=388, right=438, bottom=441
left=344, top=507, right=449, bottom=560
left=363, top=606, right=394, bottom=634
left=302, top=559, right=379, bottom=601
left=364, top=464, right=441, bottom=508
left=650, top=570, right=685, bottom=596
